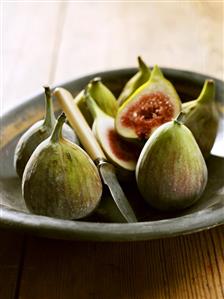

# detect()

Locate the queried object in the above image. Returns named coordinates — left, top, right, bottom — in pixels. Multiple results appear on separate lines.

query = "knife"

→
left=54, top=87, right=137, bottom=223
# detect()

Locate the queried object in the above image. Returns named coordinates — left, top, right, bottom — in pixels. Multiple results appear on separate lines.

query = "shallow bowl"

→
left=0, top=68, right=223, bottom=241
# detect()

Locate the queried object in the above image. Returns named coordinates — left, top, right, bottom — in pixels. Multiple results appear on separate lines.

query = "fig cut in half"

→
left=94, top=116, right=141, bottom=171
left=115, top=65, right=181, bottom=141
left=85, top=89, right=141, bottom=172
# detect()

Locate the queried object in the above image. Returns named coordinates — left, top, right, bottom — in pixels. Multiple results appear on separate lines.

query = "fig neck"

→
left=50, top=113, right=65, bottom=143
left=150, top=65, right=164, bottom=82
left=197, top=80, right=215, bottom=105
left=138, top=56, right=150, bottom=74
left=174, top=112, right=185, bottom=125
left=43, top=86, right=56, bottom=128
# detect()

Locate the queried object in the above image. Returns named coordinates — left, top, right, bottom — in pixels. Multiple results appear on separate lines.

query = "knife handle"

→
left=54, top=87, right=106, bottom=161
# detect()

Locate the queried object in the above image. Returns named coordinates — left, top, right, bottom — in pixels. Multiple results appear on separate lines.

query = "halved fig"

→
left=85, top=89, right=141, bottom=172
left=115, top=65, right=181, bottom=141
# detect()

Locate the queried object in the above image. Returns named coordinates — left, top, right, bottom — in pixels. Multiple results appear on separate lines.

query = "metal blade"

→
left=98, top=161, right=138, bottom=223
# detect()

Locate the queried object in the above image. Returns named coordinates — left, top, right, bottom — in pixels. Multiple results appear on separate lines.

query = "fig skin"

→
left=118, top=56, right=151, bottom=106
left=115, top=65, right=181, bottom=142
left=14, top=87, right=79, bottom=179
left=136, top=119, right=208, bottom=211
left=88, top=77, right=118, bottom=117
left=73, top=77, right=118, bottom=125
left=182, top=80, right=219, bottom=159
left=14, top=120, right=53, bottom=179
left=22, top=114, right=102, bottom=220
left=74, top=90, right=94, bottom=126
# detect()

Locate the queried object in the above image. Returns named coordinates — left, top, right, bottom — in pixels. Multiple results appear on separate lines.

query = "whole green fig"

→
left=22, top=113, right=102, bottom=219
left=136, top=117, right=208, bottom=211
left=14, top=86, right=79, bottom=178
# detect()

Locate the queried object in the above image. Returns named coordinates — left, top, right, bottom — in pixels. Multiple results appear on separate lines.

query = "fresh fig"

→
left=118, top=56, right=151, bottom=106
left=181, top=79, right=219, bottom=158
left=136, top=116, right=208, bottom=211
left=14, top=86, right=79, bottom=178
left=73, top=77, right=118, bottom=125
left=85, top=89, right=141, bottom=172
left=74, top=90, right=94, bottom=126
left=115, top=65, right=181, bottom=141
left=22, top=113, right=102, bottom=220
left=88, top=77, right=118, bottom=117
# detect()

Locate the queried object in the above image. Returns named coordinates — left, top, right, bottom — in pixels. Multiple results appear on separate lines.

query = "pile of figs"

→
left=14, top=57, right=219, bottom=220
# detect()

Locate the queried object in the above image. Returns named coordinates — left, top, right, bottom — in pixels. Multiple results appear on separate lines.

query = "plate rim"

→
left=0, top=203, right=223, bottom=241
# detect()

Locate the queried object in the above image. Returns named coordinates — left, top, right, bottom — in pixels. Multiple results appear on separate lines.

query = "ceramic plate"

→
left=0, top=68, right=224, bottom=241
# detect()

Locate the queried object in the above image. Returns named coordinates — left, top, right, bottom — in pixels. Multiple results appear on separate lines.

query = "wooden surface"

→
left=0, top=227, right=224, bottom=299
left=2, top=1, right=224, bottom=114
left=1, top=2, right=224, bottom=299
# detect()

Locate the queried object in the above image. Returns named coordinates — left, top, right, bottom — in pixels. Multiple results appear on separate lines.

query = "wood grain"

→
left=16, top=226, right=224, bottom=299
left=2, top=2, right=62, bottom=114
left=54, top=2, right=224, bottom=84
left=2, top=2, right=223, bottom=115
left=0, top=230, right=25, bottom=299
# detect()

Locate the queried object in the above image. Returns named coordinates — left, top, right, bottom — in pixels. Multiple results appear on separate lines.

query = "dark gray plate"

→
left=1, top=68, right=224, bottom=241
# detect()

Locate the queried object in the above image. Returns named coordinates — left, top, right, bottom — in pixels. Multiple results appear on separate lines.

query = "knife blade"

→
left=54, top=87, right=137, bottom=223
left=96, top=158, right=138, bottom=223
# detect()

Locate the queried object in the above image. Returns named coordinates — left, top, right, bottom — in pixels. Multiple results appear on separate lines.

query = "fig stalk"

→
left=42, top=86, right=56, bottom=127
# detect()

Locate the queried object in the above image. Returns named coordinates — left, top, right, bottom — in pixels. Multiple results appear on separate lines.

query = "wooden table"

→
left=1, top=2, right=224, bottom=298
left=1, top=227, right=224, bottom=299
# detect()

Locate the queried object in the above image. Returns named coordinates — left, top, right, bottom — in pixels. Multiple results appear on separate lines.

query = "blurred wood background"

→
left=2, top=1, right=224, bottom=114
left=1, top=2, right=224, bottom=299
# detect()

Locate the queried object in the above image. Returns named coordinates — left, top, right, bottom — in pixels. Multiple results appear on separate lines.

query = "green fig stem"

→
left=138, top=56, right=148, bottom=73
left=174, top=112, right=185, bottom=125
left=151, top=65, right=164, bottom=81
left=197, top=79, right=215, bottom=105
left=90, top=77, right=101, bottom=85
left=50, top=113, right=66, bottom=143
left=43, top=86, right=56, bottom=128
left=84, top=88, right=107, bottom=120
